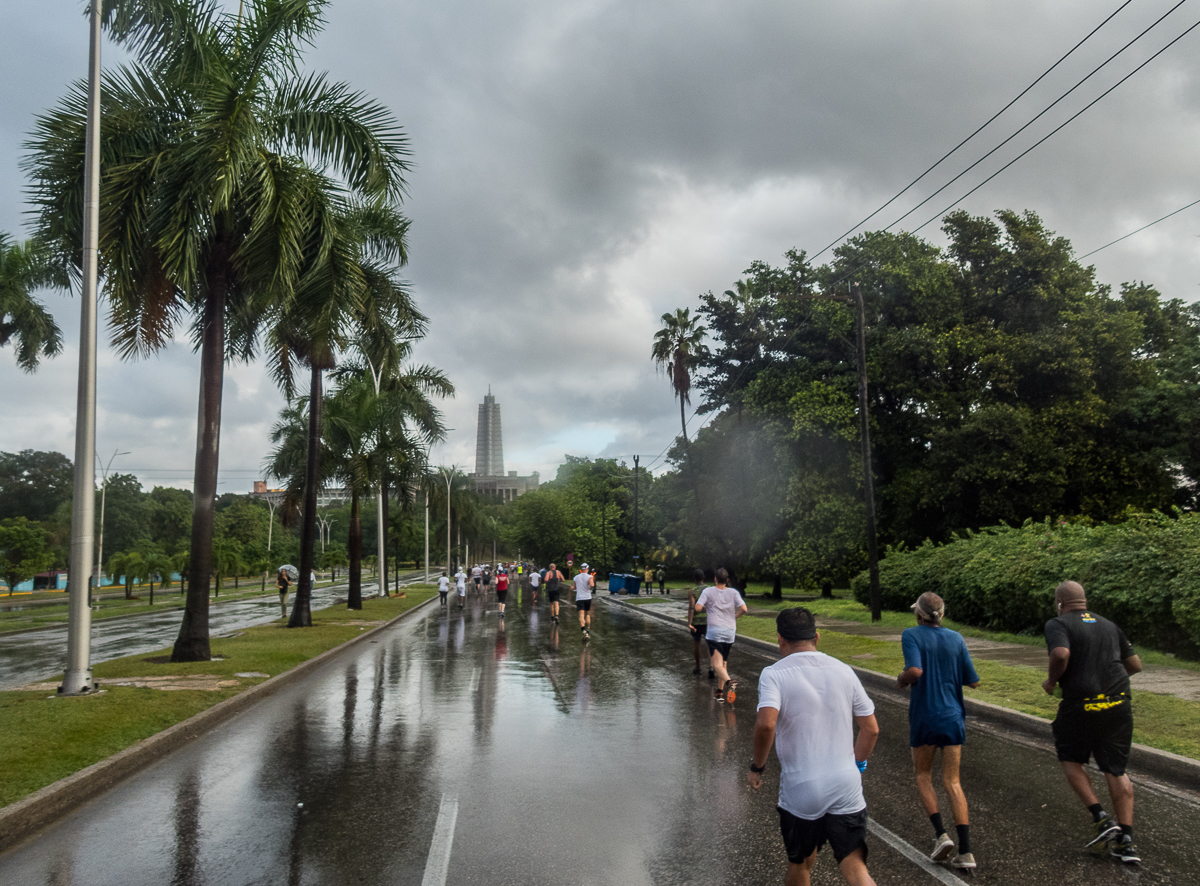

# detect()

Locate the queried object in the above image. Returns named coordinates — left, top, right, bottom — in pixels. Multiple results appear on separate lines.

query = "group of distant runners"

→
left=434, top=560, right=597, bottom=637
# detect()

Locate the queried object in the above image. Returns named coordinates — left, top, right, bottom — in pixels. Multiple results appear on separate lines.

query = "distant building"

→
left=251, top=480, right=350, bottom=509
left=468, top=388, right=539, bottom=502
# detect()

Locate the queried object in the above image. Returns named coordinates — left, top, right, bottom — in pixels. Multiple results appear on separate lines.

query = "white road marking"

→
left=468, top=666, right=480, bottom=693
left=420, top=793, right=459, bottom=886
left=867, top=818, right=966, bottom=885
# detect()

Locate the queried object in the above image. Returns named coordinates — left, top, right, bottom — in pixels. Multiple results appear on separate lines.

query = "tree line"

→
left=646, top=209, right=1200, bottom=592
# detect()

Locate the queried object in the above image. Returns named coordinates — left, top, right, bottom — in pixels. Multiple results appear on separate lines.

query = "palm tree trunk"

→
left=679, top=396, right=688, bottom=447
left=173, top=275, right=226, bottom=662
left=290, top=364, right=322, bottom=627
left=348, top=492, right=362, bottom=610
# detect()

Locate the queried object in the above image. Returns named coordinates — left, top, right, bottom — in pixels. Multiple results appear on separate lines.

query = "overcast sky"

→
left=2, top=0, right=1199, bottom=492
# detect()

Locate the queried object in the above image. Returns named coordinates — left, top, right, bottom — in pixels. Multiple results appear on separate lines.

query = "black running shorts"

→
left=1052, top=696, right=1133, bottom=776
left=778, top=806, right=869, bottom=865
left=690, top=621, right=707, bottom=643
left=473, top=577, right=481, bottom=586
left=575, top=598, right=592, bottom=612
left=706, top=639, right=733, bottom=662
left=496, top=590, right=508, bottom=604
left=547, top=590, right=560, bottom=603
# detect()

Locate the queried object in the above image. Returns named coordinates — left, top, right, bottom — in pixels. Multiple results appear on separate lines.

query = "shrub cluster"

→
left=851, top=513, right=1200, bottom=657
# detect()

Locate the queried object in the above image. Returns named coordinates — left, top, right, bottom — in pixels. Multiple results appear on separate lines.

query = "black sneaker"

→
left=692, top=667, right=701, bottom=675
left=1109, top=836, right=1140, bottom=864
left=1086, top=813, right=1121, bottom=848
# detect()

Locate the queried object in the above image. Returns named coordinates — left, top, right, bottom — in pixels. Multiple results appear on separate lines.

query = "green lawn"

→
left=0, top=590, right=434, bottom=809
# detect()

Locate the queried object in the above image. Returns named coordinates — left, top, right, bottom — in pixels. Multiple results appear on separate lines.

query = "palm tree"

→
left=264, top=202, right=418, bottom=625
left=108, top=550, right=146, bottom=601
left=651, top=308, right=707, bottom=447
left=0, top=233, right=64, bottom=371
left=25, top=1, right=410, bottom=661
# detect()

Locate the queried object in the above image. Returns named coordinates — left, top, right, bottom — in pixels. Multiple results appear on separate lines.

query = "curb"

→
left=605, top=597, right=1200, bottom=794
left=0, top=594, right=437, bottom=855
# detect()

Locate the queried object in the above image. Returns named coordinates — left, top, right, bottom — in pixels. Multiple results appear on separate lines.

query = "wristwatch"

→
left=749, top=760, right=766, bottom=774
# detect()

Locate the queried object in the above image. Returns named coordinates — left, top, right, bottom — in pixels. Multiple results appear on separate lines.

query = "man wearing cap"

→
left=694, top=568, right=748, bottom=703
left=1043, top=580, right=1142, bottom=864
left=749, top=608, right=880, bottom=886
left=896, top=592, right=980, bottom=870
left=574, top=562, right=595, bottom=639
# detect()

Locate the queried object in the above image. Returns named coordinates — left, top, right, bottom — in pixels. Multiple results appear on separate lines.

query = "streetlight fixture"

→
left=94, top=449, right=130, bottom=598
left=62, top=0, right=103, bottom=696
left=438, top=465, right=459, bottom=574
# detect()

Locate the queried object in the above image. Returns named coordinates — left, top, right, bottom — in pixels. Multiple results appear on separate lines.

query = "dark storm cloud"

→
left=3, top=0, right=1199, bottom=487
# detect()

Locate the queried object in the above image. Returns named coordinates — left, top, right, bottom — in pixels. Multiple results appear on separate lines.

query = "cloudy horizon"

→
left=2, top=0, right=1198, bottom=492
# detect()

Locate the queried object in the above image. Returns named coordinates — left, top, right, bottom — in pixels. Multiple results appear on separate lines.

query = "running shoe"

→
left=1085, top=813, right=1121, bottom=848
left=950, top=852, right=976, bottom=870
left=1109, top=837, right=1140, bottom=864
left=692, top=667, right=702, bottom=675
left=724, top=681, right=737, bottom=704
left=930, top=833, right=955, bottom=862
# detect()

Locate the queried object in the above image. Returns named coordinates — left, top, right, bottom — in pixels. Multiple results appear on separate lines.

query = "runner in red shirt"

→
left=495, top=569, right=509, bottom=617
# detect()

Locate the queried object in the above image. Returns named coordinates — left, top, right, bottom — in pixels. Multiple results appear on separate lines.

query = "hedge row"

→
left=851, top=513, right=1200, bottom=657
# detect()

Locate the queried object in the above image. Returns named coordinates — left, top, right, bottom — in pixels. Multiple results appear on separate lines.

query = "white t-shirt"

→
left=471, top=566, right=482, bottom=579
left=757, top=651, right=876, bottom=819
left=529, top=572, right=540, bottom=587
left=573, top=572, right=593, bottom=600
left=695, top=586, right=746, bottom=643
left=437, top=576, right=450, bottom=593
left=454, top=570, right=467, bottom=593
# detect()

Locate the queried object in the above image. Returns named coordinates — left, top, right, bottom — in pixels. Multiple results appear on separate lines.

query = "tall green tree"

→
left=0, top=517, right=52, bottom=595
left=0, top=450, right=73, bottom=522
left=651, top=308, right=706, bottom=447
left=0, top=233, right=64, bottom=371
left=26, top=1, right=410, bottom=660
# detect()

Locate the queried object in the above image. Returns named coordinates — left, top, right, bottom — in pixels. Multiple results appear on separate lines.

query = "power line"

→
left=886, top=0, right=1192, bottom=235
left=910, top=16, right=1200, bottom=235
left=1078, top=198, right=1200, bottom=258
left=810, top=0, right=1136, bottom=260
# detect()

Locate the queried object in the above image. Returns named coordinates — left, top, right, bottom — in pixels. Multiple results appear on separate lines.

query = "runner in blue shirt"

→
left=896, top=592, right=980, bottom=871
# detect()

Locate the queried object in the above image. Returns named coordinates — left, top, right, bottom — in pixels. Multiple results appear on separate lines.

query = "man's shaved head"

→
left=1055, top=581, right=1087, bottom=608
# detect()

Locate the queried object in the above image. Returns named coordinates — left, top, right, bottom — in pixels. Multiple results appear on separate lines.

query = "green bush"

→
left=851, top=513, right=1200, bottom=657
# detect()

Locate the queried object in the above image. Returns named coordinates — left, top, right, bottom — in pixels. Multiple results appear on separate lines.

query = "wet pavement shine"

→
left=2, top=592, right=1198, bottom=885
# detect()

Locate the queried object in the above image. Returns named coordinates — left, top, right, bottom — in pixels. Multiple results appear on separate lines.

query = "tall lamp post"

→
left=62, top=0, right=103, bottom=696
left=438, top=466, right=459, bottom=573
left=94, top=449, right=130, bottom=598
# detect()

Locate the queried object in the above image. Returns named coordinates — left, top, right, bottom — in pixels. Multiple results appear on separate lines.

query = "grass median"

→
left=0, top=588, right=435, bottom=809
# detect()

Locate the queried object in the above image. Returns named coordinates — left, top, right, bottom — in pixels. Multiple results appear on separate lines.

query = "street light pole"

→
left=62, top=0, right=103, bottom=696
left=94, top=449, right=130, bottom=598
left=439, top=466, right=457, bottom=574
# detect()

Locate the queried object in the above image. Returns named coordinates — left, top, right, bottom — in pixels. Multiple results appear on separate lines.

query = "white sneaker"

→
left=930, top=833, right=955, bottom=862
left=951, top=852, right=976, bottom=870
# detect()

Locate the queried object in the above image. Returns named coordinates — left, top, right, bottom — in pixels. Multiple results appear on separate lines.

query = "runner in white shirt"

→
left=749, top=607, right=880, bottom=886
left=693, top=568, right=748, bottom=703
left=437, top=572, right=450, bottom=608
left=528, top=567, right=541, bottom=605
left=471, top=565, right=483, bottom=594
left=454, top=568, right=468, bottom=609
left=573, top=563, right=595, bottom=639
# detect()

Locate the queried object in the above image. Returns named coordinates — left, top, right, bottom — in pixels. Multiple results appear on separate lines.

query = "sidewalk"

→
left=623, top=596, right=1200, bottom=703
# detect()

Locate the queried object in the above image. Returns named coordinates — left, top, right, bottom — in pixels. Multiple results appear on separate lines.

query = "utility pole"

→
left=439, top=466, right=457, bottom=574
left=850, top=283, right=881, bottom=622
left=265, top=492, right=280, bottom=552
left=62, top=0, right=103, bottom=696
left=601, top=486, right=607, bottom=577
left=633, top=455, right=639, bottom=570
left=424, top=486, right=430, bottom=584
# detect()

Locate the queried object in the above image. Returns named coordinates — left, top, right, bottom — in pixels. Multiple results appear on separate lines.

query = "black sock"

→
left=1088, top=803, right=1105, bottom=822
left=1120, top=824, right=1133, bottom=839
left=930, top=813, right=945, bottom=837
left=955, top=824, right=970, bottom=854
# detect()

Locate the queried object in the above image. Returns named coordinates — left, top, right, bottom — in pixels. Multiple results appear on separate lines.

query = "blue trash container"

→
left=625, top=574, right=642, bottom=595
left=608, top=573, right=625, bottom=593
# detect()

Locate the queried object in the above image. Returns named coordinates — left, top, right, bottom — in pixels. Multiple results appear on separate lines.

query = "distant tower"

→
left=475, top=387, right=504, bottom=477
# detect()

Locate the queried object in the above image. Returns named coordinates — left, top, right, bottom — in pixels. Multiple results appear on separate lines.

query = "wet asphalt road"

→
left=0, top=580, right=398, bottom=690
left=2, top=591, right=1197, bottom=885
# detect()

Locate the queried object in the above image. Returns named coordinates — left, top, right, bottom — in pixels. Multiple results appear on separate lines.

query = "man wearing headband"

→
left=749, top=608, right=879, bottom=886
left=1044, top=580, right=1142, bottom=864
left=896, top=592, right=980, bottom=870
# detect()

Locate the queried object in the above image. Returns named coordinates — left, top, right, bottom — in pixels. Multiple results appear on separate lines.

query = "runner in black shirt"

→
left=1043, top=581, right=1142, bottom=864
